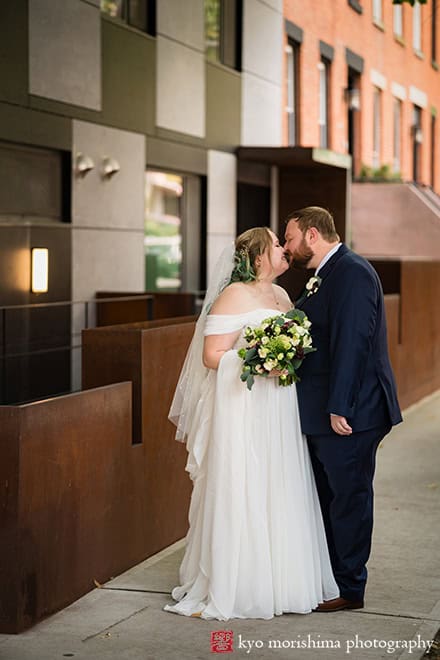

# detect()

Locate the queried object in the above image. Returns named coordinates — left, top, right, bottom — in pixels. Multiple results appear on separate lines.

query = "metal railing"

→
left=0, top=295, right=154, bottom=405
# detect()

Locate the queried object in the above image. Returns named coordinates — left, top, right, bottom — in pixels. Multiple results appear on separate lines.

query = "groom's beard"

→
left=290, top=238, right=314, bottom=269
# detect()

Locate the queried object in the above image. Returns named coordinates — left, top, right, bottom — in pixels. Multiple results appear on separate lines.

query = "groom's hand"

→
left=330, top=414, right=353, bottom=436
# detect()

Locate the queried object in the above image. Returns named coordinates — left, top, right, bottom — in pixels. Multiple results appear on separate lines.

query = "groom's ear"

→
left=307, top=227, right=320, bottom=243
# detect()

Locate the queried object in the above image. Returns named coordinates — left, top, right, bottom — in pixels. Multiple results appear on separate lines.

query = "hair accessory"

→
left=229, top=248, right=257, bottom=284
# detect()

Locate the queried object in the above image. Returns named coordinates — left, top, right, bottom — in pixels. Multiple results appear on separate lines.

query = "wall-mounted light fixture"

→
left=75, top=152, right=95, bottom=177
left=101, top=156, right=121, bottom=179
left=31, top=248, right=49, bottom=294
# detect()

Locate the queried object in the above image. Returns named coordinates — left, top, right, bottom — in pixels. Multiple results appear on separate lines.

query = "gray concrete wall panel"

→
left=72, top=229, right=145, bottom=301
left=29, top=0, right=101, bottom=110
left=0, top=102, right=71, bottom=151
left=241, top=0, right=283, bottom=145
left=72, top=120, right=145, bottom=230
left=241, top=74, right=282, bottom=145
left=207, top=150, right=237, bottom=283
left=206, top=62, right=241, bottom=149
left=242, top=0, right=283, bottom=85
left=157, top=0, right=204, bottom=51
left=101, top=19, right=156, bottom=134
left=156, top=37, right=205, bottom=138
left=146, top=137, right=207, bottom=175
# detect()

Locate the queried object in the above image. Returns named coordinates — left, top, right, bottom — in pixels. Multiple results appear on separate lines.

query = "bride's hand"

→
left=268, top=369, right=288, bottom=378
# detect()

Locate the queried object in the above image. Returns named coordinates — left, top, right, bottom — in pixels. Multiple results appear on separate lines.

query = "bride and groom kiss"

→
left=165, top=206, right=402, bottom=620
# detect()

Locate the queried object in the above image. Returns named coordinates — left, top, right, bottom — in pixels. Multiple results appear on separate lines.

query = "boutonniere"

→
left=305, top=275, right=322, bottom=297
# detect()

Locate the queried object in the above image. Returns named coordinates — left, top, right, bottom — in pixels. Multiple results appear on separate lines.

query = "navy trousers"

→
left=307, top=424, right=392, bottom=601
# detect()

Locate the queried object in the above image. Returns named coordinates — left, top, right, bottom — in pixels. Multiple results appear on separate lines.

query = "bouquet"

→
left=238, top=309, right=316, bottom=391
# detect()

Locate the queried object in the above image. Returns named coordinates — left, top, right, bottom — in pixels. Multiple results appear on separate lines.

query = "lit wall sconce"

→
left=101, top=156, right=121, bottom=179
left=344, top=87, right=361, bottom=111
left=75, top=152, right=95, bottom=177
left=31, top=248, right=49, bottom=294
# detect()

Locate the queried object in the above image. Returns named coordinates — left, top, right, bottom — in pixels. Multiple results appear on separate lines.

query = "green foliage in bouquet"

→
left=238, top=308, right=316, bottom=391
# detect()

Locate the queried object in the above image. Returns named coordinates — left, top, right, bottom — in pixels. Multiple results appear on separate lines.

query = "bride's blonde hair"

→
left=230, top=227, right=272, bottom=283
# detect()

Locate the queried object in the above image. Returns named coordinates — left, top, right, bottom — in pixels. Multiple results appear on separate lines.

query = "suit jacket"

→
left=296, top=244, right=402, bottom=435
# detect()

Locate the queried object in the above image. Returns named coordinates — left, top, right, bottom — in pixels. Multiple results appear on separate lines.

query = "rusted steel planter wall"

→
left=81, top=316, right=195, bottom=560
left=1, top=262, right=439, bottom=633
left=384, top=261, right=440, bottom=409
left=0, top=317, right=195, bottom=633
left=0, top=383, right=133, bottom=633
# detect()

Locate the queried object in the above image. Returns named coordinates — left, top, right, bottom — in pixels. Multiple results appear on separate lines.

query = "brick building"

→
left=283, top=0, right=439, bottom=188
left=281, top=0, right=440, bottom=258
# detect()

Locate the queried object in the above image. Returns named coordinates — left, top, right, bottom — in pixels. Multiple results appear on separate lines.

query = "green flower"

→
left=267, top=335, right=291, bottom=354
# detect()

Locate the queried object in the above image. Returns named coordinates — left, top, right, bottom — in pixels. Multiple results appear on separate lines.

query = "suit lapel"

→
left=317, top=243, right=349, bottom=280
left=295, top=244, right=349, bottom=308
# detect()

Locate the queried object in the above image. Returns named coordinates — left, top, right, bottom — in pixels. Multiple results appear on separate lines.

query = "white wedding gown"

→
left=164, top=309, right=339, bottom=620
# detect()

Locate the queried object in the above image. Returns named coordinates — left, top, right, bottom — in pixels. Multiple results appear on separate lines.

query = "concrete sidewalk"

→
left=1, top=392, right=439, bottom=660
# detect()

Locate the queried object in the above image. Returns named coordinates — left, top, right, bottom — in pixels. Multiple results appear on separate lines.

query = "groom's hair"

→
left=285, top=207, right=340, bottom=242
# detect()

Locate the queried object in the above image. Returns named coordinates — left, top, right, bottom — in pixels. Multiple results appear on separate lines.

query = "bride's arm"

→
left=203, top=331, right=241, bottom=370
left=202, top=283, right=247, bottom=370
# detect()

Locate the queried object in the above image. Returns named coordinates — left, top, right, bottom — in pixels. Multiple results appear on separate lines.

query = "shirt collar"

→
left=315, top=243, right=342, bottom=276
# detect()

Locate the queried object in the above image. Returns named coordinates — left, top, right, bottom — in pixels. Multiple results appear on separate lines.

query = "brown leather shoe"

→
left=314, top=597, right=364, bottom=612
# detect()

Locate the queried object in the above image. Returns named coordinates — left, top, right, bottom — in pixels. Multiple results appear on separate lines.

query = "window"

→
left=372, top=87, right=381, bottom=169
left=393, top=5, right=403, bottom=38
left=432, top=0, right=438, bottom=64
left=372, top=0, right=382, bottom=23
left=318, top=58, right=330, bottom=148
left=286, top=39, right=300, bottom=145
left=205, top=0, right=242, bottom=70
left=145, top=172, right=184, bottom=291
left=412, top=105, right=422, bottom=182
left=100, top=0, right=156, bottom=35
left=145, top=171, right=202, bottom=292
left=413, top=1, right=422, bottom=52
left=393, top=98, right=402, bottom=174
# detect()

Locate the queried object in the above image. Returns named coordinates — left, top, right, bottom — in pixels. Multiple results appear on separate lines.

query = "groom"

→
left=284, top=206, right=402, bottom=612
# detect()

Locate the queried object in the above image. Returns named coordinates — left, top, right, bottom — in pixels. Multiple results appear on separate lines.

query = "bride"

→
left=164, top=227, right=339, bottom=620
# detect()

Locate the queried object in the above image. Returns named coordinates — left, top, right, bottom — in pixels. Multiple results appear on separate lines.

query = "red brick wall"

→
left=283, top=0, right=440, bottom=192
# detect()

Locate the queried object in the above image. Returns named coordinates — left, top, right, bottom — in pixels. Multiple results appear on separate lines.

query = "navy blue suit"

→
left=296, top=244, right=402, bottom=601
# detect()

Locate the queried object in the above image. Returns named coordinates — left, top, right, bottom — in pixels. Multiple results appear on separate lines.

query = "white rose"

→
left=258, top=348, right=269, bottom=358
left=261, top=336, right=269, bottom=345
left=263, top=359, right=277, bottom=371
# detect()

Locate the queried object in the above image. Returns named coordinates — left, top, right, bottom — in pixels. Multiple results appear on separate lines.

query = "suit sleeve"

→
left=326, top=266, right=378, bottom=418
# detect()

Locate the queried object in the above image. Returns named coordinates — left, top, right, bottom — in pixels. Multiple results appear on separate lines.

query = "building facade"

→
left=1, top=0, right=293, bottom=399
left=283, top=0, right=440, bottom=190
left=0, top=0, right=438, bottom=402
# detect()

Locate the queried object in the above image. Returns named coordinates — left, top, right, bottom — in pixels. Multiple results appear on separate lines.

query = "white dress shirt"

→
left=315, top=243, right=342, bottom=276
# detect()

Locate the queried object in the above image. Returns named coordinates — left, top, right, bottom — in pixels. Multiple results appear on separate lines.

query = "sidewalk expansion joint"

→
left=359, top=609, right=440, bottom=623
left=103, top=586, right=171, bottom=595
left=81, top=604, right=151, bottom=643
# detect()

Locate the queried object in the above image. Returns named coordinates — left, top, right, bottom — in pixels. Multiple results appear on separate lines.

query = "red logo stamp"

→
left=211, top=630, right=234, bottom=653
